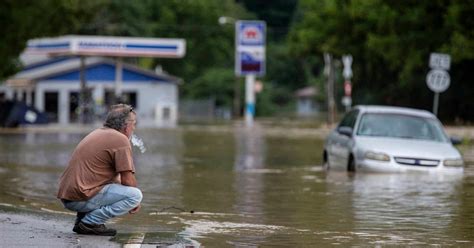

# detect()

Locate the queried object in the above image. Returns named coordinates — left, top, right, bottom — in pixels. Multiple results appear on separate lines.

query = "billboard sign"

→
left=235, top=21, right=266, bottom=76
left=25, top=36, right=186, bottom=58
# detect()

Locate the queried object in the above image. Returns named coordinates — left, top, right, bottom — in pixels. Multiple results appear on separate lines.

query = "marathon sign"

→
left=235, top=21, right=266, bottom=76
left=25, top=36, right=186, bottom=58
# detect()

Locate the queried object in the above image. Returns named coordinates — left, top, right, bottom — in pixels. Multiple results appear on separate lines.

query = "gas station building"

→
left=0, top=35, right=185, bottom=127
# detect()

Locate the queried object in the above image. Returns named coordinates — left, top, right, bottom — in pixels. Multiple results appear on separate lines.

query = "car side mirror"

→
left=337, top=126, right=353, bottom=137
left=450, top=136, right=462, bottom=145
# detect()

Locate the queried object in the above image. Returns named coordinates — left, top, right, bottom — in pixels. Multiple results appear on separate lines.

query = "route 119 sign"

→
left=427, top=52, right=451, bottom=116
left=426, top=69, right=450, bottom=93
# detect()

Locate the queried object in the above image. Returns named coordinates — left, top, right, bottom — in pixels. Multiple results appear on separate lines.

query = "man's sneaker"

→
left=73, top=222, right=117, bottom=236
left=72, top=212, right=87, bottom=232
left=75, top=212, right=87, bottom=225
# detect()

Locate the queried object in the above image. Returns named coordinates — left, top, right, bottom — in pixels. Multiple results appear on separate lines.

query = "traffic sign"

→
left=344, top=81, right=352, bottom=96
left=342, top=96, right=352, bottom=107
left=426, top=69, right=450, bottom=93
left=342, top=55, right=353, bottom=79
left=429, top=53, right=451, bottom=70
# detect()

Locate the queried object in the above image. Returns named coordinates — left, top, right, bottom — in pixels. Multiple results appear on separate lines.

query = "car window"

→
left=338, top=109, right=359, bottom=129
left=356, top=113, right=449, bottom=142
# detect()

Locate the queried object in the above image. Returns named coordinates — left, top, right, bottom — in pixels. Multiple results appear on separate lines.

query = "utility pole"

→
left=79, top=56, right=87, bottom=124
left=324, top=53, right=336, bottom=125
left=342, top=55, right=353, bottom=112
left=115, top=57, right=123, bottom=104
left=233, top=77, right=241, bottom=118
left=219, top=16, right=242, bottom=119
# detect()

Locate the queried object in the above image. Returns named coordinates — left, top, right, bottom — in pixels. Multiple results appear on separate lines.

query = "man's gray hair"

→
left=103, top=104, right=135, bottom=131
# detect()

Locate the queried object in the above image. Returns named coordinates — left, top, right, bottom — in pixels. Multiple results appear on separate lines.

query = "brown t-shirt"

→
left=57, top=127, right=135, bottom=201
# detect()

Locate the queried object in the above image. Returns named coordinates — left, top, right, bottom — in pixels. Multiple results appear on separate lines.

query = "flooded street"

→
left=1, top=124, right=474, bottom=246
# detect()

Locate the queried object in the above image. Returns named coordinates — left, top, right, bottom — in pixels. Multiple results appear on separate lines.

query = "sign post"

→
left=235, top=21, right=266, bottom=127
left=341, top=55, right=353, bottom=112
left=426, top=53, right=451, bottom=116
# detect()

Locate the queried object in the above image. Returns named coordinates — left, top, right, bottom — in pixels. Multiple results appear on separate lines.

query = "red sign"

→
left=344, top=81, right=352, bottom=96
left=245, top=29, right=258, bottom=39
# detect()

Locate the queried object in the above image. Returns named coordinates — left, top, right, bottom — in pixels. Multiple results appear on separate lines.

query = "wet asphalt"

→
left=0, top=211, right=120, bottom=247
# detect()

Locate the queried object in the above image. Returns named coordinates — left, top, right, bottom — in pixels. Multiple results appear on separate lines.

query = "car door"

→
left=329, top=109, right=359, bottom=169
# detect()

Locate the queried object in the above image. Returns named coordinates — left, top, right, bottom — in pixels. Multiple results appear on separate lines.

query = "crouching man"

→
left=57, top=104, right=142, bottom=236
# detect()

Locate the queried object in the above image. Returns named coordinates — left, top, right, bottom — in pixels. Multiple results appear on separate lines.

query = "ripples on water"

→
left=0, top=127, right=473, bottom=246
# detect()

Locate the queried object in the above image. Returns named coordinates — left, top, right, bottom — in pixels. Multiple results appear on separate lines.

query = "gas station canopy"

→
left=25, top=35, right=186, bottom=58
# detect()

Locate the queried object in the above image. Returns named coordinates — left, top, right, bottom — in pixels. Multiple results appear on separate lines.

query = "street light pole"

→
left=324, top=53, right=336, bottom=125
left=219, top=16, right=241, bottom=118
left=233, top=76, right=241, bottom=118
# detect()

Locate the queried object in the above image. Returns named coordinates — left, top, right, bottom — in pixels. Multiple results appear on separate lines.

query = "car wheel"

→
left=348, top=155, right=356, bottom=172
left=323, top=151, right=330, bottom=170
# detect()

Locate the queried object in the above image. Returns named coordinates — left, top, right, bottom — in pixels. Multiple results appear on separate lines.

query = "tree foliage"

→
left=0, top=0, right=106, bottom=79
left=2, top=0, right=474, bottom=121
left=289, top=0, right=474, bottom=122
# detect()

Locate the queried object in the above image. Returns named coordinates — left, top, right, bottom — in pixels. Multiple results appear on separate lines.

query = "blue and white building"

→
left=1, top=55, right=181, bottom=127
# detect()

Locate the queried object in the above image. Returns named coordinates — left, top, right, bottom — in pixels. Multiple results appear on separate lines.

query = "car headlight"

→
left=365, top=151, right=390, bottom=162
left=444, top=158, right=464, bottom=167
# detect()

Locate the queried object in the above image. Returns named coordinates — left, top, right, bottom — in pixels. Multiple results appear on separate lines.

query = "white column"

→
left=58, top=89, right=70, bottom=125
left=93, top=84, right=104, bottom=105
left=172, top=85, right=178, bottom=126
left=154, top=103, right=163, bottom=127
left=5, top=88, right=14, bottom=100
left=115, top=58, right=123, bottom=101
left=16, top=89, right=24, bottom=101
left=25, top=88, right=33, bottom=105
left=245, top=74, right=256, bottom=127
left=35, top=88, right=44, bottom=111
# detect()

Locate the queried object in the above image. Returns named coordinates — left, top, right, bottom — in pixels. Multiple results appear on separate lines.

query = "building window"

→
left=44, top=92, right=59, bottom=123
left=163, top=107, right=171, bottom=120
left=69, top=92, right=79, bottom=123
left=104, top=90, right=137, bottom=109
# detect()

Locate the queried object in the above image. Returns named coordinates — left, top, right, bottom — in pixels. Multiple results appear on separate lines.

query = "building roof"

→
left=295, top=86, right=318, bottom=98
left=7, top=56, right=181, bottom=88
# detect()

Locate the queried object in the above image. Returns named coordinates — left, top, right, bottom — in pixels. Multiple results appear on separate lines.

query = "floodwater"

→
left=1, top=124, right=474, bottom=247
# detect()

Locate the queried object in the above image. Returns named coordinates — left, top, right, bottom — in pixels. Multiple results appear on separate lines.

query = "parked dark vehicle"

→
left=0, top=100, right=48, bottom=127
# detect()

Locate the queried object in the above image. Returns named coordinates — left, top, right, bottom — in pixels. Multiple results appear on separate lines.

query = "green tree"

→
left=0, top=0, right=106, bottom=79
left=80, top=0, right=251, bottom=89
left=238, top=0, right=298, bottom=41
left=289, top=0, right=474, bottom=121
left=187, top=67, right=235, bottom=108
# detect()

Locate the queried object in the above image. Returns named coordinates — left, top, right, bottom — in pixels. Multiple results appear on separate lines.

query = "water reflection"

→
left=325, top=171, right=465, bottom=246
left=134, top=129, right=185, bottom=219
left=234, top=124, right=266, bottom=214
left=233, top=124, right=266, bottom=246
left=0, top=133, right=81, bottom=167
left=234, top=124, right=265, bottom=171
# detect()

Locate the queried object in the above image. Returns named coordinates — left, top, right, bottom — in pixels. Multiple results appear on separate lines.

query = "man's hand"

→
left=121, top=171, right=137, bottom=187
left=129, top=204, right=141, bottom=214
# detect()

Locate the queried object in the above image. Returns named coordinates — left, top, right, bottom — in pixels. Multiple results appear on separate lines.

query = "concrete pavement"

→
left=0, top=211, right=120, bottom=247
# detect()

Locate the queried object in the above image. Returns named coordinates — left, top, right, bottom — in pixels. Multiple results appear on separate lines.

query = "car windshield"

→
left=356, top=113, right=449, bottom=142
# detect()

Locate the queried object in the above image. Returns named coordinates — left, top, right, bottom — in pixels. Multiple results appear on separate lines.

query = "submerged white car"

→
left=323, top=105, right=464, bottom=173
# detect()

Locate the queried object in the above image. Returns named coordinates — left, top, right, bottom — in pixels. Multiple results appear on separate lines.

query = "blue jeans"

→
left=62, top=184, right=142, bottom=225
